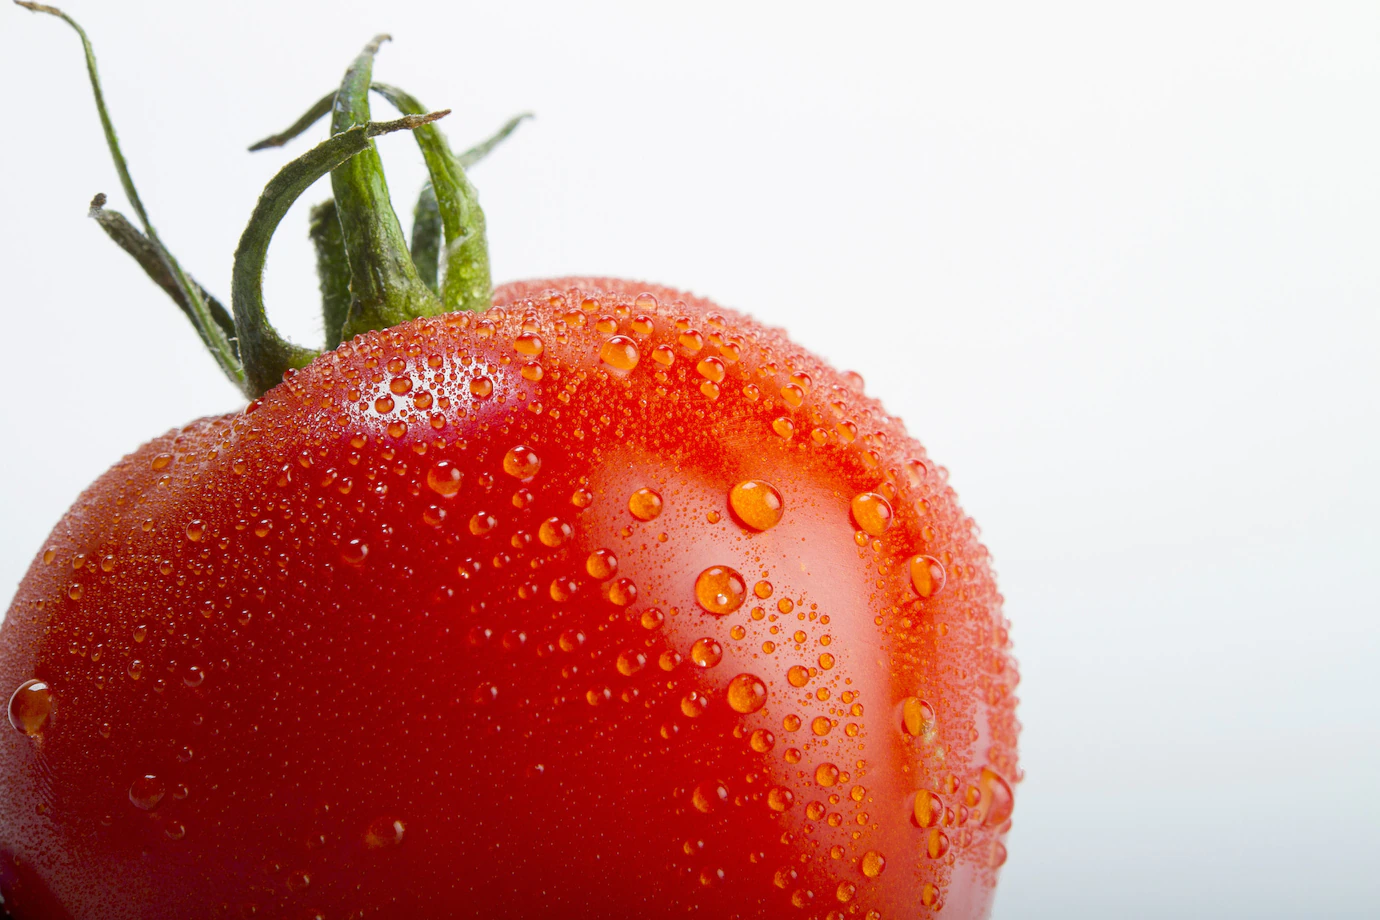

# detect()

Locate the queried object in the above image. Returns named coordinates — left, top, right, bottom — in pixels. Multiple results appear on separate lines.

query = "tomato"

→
left=1, top=278, right=1018, bottom=918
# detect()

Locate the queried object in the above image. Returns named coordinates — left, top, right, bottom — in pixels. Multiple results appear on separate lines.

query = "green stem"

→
left=370, top=83, right=490, bottom=313
left=87, top=194, right=238, bottom=350
left=18, top=0, right=245, bottom=390
left=410, top=182, right=442, bottom=294
left=308, top=199, right=352, bottom=349
left=330, top=36, right=442, bottom=339
left=233, top=112, right=450, bottom=397
left=247, top=88, right=530, bottom=171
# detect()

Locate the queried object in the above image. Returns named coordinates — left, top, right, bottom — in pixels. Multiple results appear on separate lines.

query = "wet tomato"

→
left=2, top=280, right=1018, bottom=918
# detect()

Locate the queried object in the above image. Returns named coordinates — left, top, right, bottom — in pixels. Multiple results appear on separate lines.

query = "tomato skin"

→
left=0, top=280, right=1017, bottom=919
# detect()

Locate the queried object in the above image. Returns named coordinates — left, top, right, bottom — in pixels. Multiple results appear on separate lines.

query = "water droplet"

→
left=469, top=512, right=497, bottom=536
left=860, top=850, right=886, bottom=878
left=659, top=649, right=683, bottom=671
left=786, top=665, right=810, bottom=688
left=909, top=555, right=946, bottom=598
left=185, top=520, right=205, bottom=542
left=727, top=674, right=768, bottom=714
left=426, top=461, right=463, bottom=497
left=990, top=840, right=1009, bottom=868
left=183, top=665, right=205, bottom=688
left=728, top=480, right=784, bottom=532
left=836, top=881, right=857, bottom=903
left=8, top=679, right=52, bottom=735
left=976, top=767, right=1014, bottom=826
left=696, top=356, right=726, bottom=383
left=127, top=659, right=144, bottom=680
left=585, top=549, right=618, bottom=580
left=850, top=493, right=893, bottom=536
left=469, top=376, right=494, bottom=398
left=606, top=577, right=638, bottom=606
left=570, top=487, right=594, bottom=508
left=901, top=697, right=936, bottom=737
left=538, top=517, right=573, bottom=547
left=690, top=638, right=723, bottom=668
left=815, top=763, right=840, bottom=787
left=926, top=828, right=950, bottom=859
left=503, top=445, right=541, bottom=480
left=692, top=781, right=727, bottom=813
left=617, top=649, right=647, bottom=676
left=129, top=774, right=166, bottom=810
left=783, top=714, right=802, bottom=732
left=599, top=335, right=640, bottom=374
left=651, top=344, right=675, bottom=366
left=389, top=376, right=413, bottom=395
left=681, top=691, right=709, bottom=717
left=694, top=565, right=746, bottom=615
left=364, top=816, right=406, bottom=849
left=767, top=787, right=795, bottom=812
left=514, top=332, right=544, bottom=356
left=811, top=716, right=832, bottom=736
left=913, top=790, right=943, bottom=828
left=340, top=540, right=369, bottom=566
left=628, top=488, right=663, bottom=521
left=772, top=417, right=794, bottom=439
left=780, top=384, right=805, bottom=408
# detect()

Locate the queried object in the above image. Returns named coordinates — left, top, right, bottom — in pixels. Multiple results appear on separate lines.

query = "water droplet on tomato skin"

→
left=364, top=817, right=406, bottom=849
left=694, top=566, right=746, bottom=615
left=909, top=554, right=946, bottom=598
left=585, top=549, right=618, bottom=580
left=129, top=774, right=166, bottom=811
left=692, top=782, right=727, bottom=813
left=727, top=674, right=768, bottom=714
left=8, top=679, right=52, bottom=736
left=628, top=488, right=663, bottom=521
left=914, top=790, right=943, bottom=828
left=728, top=480, right=784, bottom=531
left=901, top=697, right=936, bottom=737
left=502, top=445, right=541, bottom=480
left=814, top=762, right=840, bottom=787
left=599, top=335, right=640, bottom=374
left=689, top=638, right=723, bottom=668
left=767, top=787, right=795, bottom=812
left=860, top=850, right=886, bottom=878
left=975, top=766, right=1015, bottom=826
left=850, top=492, right=893, bottom=536
left=426, top=461, right=463, bottom=497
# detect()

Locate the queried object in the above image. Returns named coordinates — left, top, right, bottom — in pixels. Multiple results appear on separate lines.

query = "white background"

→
left=2, top=2, right=1377, bottom=916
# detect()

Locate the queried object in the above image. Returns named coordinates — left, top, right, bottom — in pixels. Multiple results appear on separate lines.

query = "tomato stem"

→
left=87, top=195, right=238, bottom=347
left=232, top=112, right=450, bottom=396
left=410, top=183, right=443, bottom=294
left=309, top=199, right=353, bottom=350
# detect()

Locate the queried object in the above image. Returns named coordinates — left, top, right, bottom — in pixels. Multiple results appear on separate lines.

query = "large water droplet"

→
left=599, top=335, right=640, bottom=374
left=8, top=680, right=52, bottom=736
left=909, top=555, right=946, bottom=598
left=538, top=517, right=573, bottom=547
left=585, top=549, right=618, bottom=580
left=364, top=816, right=406, bottom=849
left=767, top=787, right=795, bottom=812
left=976, top=767, right=1014, bottom=826
left=913, top=790, right=943, bottom=828
left=426, top=461, right=463, bottom=497
left=901, top=697, right=936, bottom=737
left=692, top=781, right=727, bottom=813
left=850, top=493, right=893, bottom=536
left=694, top=566, right=746, bottom=615
left=814, top=763, right=840, bottom=787
left=503, top=445, right=541, bottom=480
left=628, top=488, right=663, bottom=521
left=860, top=850, right=886, bottom=878
left=690, top=638, right=723, bottom=668
left=728, top=480, right=784, bottom=532
left=727, top=674, right=768, bottom=714
left=129, top=774, right=166, bottom=811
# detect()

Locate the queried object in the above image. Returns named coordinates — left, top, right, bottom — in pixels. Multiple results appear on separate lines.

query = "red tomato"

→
left=0, top=279, right=1018, bottom=918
